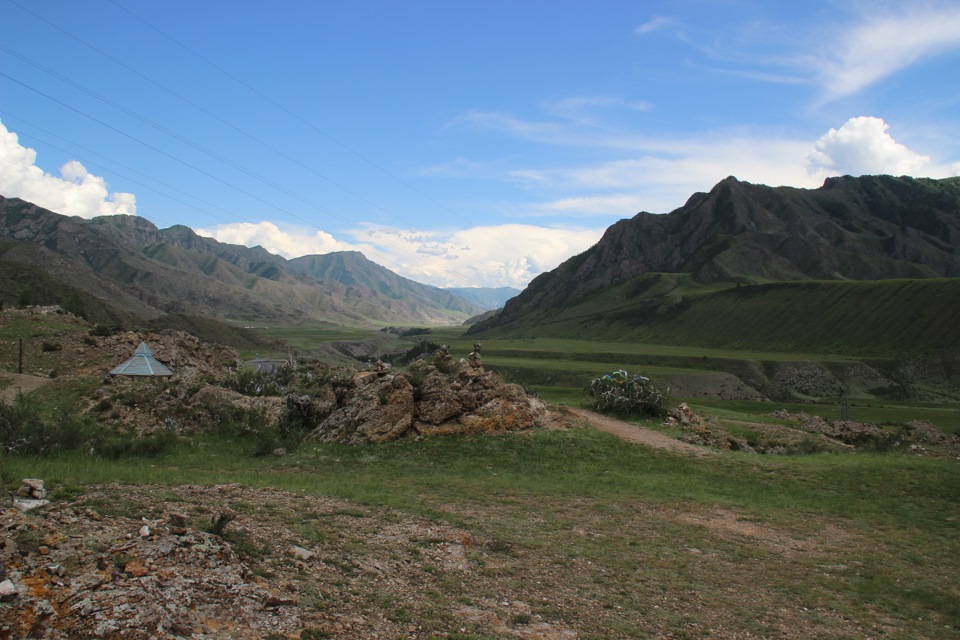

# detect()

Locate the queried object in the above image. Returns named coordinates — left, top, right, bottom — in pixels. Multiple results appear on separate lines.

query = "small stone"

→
left=21, top=478, right=45, bottom=492
left=263, top=594, right=296, bottom=608
left=13, top=497, right=50, bottom=513
left=0, top=579, right=17, bottom=601
left=169, top=513, right=188, bottom=535
left=139, top=525, right=151, bottom=538
left=45, top=564, right=66, bottom=577
left=289, top=545, right=315, bottom=561
left=124, top=557, right=150, bottom=578
left=38, top=546, right=50, bottom=555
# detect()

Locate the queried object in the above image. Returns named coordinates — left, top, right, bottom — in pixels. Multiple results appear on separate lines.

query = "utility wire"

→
left=0, top=71, right=456, bottom=286
left=2, top=0, right=500, bottom=286
left=105, top=0, right=529, bottom=257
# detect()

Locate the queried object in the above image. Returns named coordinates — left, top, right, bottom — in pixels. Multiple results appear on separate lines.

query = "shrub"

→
left=95, top=428, right=179, bottom=459
left=90, top=325, right=116, bottom=337
left=586, top=370, right=669, bottom=418
left=0, top=396, right=99, bottom=456
left=222, top=367, right=284, bottom=397
left=279, top=394, right=321, bottom=437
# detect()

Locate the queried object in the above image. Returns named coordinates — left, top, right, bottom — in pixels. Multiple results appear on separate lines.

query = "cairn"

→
left=13, top=478, right=50, bottom=512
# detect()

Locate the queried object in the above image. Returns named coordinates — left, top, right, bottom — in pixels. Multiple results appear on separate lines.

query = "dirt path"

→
left=562, top=406, right=712, bottom=456
left=0, top=372, right=53, bottom=402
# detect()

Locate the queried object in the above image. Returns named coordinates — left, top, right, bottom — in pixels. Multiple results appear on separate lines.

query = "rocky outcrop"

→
left=0, top=486, right=316, bottom=639
left=309, top=356, right=548, bottom=445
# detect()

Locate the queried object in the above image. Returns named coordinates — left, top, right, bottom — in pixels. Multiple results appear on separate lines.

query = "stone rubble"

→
left=309, top=349, right=549, bottom=445
left=0, top=482, right=586, bottom=640
left=1, top=488, right=308, bottom=639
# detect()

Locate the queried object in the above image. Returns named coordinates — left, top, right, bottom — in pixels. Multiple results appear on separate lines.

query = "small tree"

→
left=586, top=370, right=668, bottom=418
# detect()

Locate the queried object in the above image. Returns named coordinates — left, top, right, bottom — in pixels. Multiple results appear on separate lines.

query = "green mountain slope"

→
left=288, top=252, right=481, bottom=322
left=470, top=175, right=960, bottom=356
left=0, top=197, right=482, bottom=326
left=445, top=287, right=521, bottom=310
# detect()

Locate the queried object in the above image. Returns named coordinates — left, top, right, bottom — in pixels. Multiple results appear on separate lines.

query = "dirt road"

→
left=0, top=372, right=53, bottom=402
left=562, top=406, right=711, bottom=456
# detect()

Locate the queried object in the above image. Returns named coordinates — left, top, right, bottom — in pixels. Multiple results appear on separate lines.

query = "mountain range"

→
left=469, top=174, right=960, bottom=355
left=4, top=174, right=959, bottom=357
left=0, top=195, right=488, bottom=327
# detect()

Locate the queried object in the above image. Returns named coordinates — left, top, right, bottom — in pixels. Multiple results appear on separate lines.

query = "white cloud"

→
left=635, top=16, right=678, bottom=35
left=345, top=224, right=605, bottom=289
left=817, top=5, right=960, bottom=103
left=804, top=116, right=935, bottom=178
left=535, top=194, right=649, bottom=217
left=194, top=220, right=354, bottom=258
left=0, top=121, right=136, bottom=218
left=197, top=219, right=603, bottom=289
left=544, top=96, right=653, bottom=119
left=506, top=135, right=819, bottom=214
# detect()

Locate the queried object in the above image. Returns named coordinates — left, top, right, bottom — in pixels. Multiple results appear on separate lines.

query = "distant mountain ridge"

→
left=0, top=196, right=484, bottom=326
left=445, top=287, right=520, bottom=310
left=471, top=174, right=960, bottom=351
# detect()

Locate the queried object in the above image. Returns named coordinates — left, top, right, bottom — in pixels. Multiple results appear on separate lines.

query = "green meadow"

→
left=5, top=425, right=958, bottom=638
left=3, top=317, right=959, bottom=638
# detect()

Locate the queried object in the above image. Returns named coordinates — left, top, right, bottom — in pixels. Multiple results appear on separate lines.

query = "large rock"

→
left=309, top=360, right=547, bottom=444
left=311, top=372, right=416, bottom=444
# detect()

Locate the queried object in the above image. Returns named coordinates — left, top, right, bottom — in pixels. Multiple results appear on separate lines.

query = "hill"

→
left=445, top=286, right=521, bottom=310
left=470, top=175, right=960, bottom=356
left=288, top=251, right=479, bottom=321
left=0, top=196, right=483, bottom=327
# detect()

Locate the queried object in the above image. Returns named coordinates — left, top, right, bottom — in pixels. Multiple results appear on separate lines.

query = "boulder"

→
left=312, top=373, right=416, bottom=444
left=309, top=361, right=547, bottom=444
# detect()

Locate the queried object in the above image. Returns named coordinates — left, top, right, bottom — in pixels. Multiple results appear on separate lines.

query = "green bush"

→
left=222, top=367, right=284, bottom=397
left=90, top=324, right=116, bottom=337
left=279, top=394, right=321, bottom=437
left=0, top=396, right=98, bottom=455
left=586, top=370, right=668, bottom=418
left=95, top=427, right=179, bottom=459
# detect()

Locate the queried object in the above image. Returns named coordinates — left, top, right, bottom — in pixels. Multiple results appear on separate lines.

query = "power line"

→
left=2, top=0, right=510, bottom=286
left=105, top=0, right=530, bottom=257
left=0, top=71, right=457, bottom=285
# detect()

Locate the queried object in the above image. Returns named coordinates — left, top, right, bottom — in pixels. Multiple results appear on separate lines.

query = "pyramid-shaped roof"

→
left=109, top=342, right=174, bottom=377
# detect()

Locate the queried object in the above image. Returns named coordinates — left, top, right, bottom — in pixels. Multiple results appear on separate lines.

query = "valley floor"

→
left=4, top=419, right=958, bottom=640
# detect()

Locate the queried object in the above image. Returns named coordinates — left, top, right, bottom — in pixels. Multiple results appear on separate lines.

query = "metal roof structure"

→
left=109, top=342, right=174, bottom=377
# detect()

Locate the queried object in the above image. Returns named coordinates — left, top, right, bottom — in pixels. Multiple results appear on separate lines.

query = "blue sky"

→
left=2, top=1, right=959, bottom=289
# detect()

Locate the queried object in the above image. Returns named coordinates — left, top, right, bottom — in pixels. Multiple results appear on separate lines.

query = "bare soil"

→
left=0, top=372, right=53, bottom=402
left=561, top=406, right=712, bottom=456
left=3, top=481, right=908, bottom=640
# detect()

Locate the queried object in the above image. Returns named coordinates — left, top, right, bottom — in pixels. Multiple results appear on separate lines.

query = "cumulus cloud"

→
left=194, top=221, right=354, bottom=258
left=197, top=220, right=603, bottom=289
left=339, top=224, right=604, bottom=288
left=804, top=116, right=934, bottom=178
left=0, top=121, right=136, bottom=218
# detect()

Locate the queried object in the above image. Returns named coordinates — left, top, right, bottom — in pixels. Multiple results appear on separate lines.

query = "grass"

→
left=5, top=428, right=956, bottom=528
left=473, top=277, right=960, bottom=358
left=4, top=313, right=958, bottom=636
left=4, top=428, right=958, bottom=637
left=250, top=323, right=394, bottom=357
left=691, top=398, right=960, bottom=434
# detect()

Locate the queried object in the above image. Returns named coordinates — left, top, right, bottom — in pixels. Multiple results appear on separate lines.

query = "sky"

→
left=1, top=1, right=959, bottom=290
